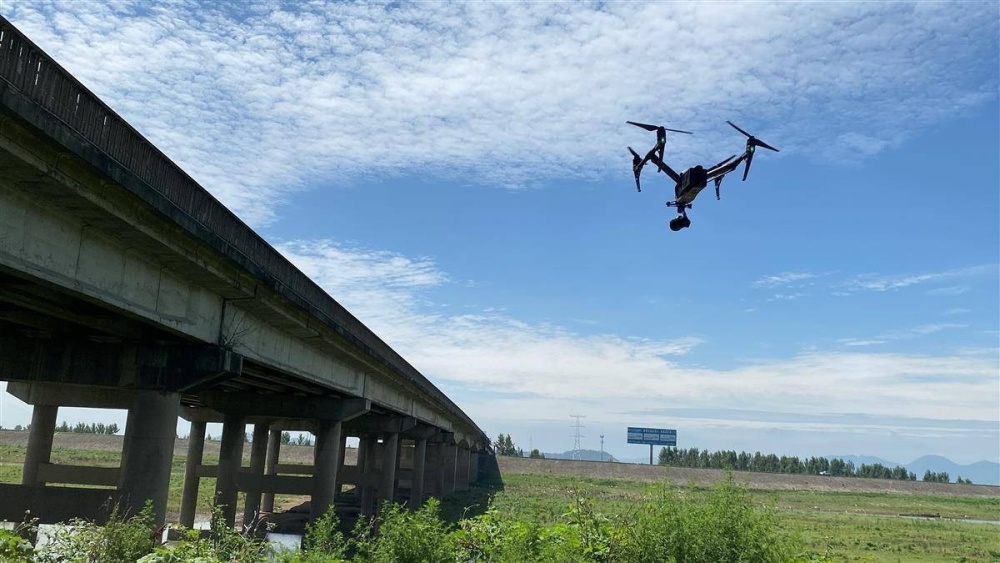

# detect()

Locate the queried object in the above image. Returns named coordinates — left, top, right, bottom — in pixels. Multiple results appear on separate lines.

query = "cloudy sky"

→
left=1, top=1, right=997, bottom=466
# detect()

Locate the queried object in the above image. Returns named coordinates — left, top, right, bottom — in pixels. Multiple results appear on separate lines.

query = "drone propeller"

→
left=626, top=121, right=693, bottom=135
left=627, top=121, right=692, bottom=149
left=727, top=121, right=779, bottom=181
left=628, top=147, right=643, bottom=192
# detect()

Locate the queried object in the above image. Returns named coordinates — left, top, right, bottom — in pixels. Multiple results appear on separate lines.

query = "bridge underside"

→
left=0, top=19, right=489, bottom=527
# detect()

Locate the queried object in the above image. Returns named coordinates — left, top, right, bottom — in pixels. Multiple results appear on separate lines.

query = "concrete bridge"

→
left=0, top=17, right=491, bottom=527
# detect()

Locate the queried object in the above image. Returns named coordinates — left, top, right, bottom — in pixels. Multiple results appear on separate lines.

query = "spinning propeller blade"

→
left=628, top=147, right=643, bottom=192
left=626, top=121, right=658, bottom=131
left=626, top=121, right=693, bottom=135
left=727, top=121, right=778, bottom=181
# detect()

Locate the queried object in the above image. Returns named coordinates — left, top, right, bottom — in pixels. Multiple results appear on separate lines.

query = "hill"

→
left=905, top=455, right=1000, bottom=486
left=828, top=454, right=999, bottom=485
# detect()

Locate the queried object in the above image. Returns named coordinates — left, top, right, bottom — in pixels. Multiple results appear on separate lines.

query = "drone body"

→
left=627, top=120, right=778, bottom=231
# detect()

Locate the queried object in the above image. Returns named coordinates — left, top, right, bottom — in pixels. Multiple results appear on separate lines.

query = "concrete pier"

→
left=360, top=435, right=379, bottom=514
left=261, top=426, right=282, bottom=513
left=311, top=419, right=343, bottom=520
left=215, top=414, right=246, bottom=527
left=411, top=438, right=427, bottom=508
left=180, top=420, right=207, bottom=527
left=117, top=391, right=180, bottom=524
left=243, top=422, right=271, bottom=525
left=456, top=447, right=471, bottom=491
left=379, top=433, right=400, bottom=509
left=22, top=405, right=58, bottom=486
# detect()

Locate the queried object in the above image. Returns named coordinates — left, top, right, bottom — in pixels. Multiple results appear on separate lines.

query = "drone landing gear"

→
left=666, top=201, right=692, bottom=231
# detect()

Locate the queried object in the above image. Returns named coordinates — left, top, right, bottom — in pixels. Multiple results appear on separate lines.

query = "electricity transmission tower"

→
left=570, top=414, right=586, bottom=460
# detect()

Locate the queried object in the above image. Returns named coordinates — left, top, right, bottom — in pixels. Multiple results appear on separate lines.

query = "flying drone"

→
left=627, top=120, right=779, bottom=231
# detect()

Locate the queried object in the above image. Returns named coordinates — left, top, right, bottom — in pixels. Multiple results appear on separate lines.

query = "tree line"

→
left=657, top=447, right=979, bottom=483
left=494, top=433, right=545, bottom=459
left=53, top=421, right=120, bottom=435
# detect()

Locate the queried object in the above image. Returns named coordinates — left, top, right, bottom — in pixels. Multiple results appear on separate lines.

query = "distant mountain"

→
left=826, top=455, right=899, bottom=468
left=827, top=454, right=999, bottom=485
left=905, top=455, right=1000, bottom=486
left=543, top=449, right=617, bottom=462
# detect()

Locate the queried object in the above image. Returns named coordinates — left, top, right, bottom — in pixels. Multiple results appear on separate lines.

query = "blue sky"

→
left=1, top=1, right=997, bottom=465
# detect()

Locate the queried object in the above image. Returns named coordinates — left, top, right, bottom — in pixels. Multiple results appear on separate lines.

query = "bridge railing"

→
left=0, top=17, right=483, bottom=441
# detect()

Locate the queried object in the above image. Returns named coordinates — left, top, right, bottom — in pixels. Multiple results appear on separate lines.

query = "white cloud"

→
left=274, top=239, right=998, bottom=427
left=767, top=292, right=805, bottom=301
left=4, top=1, right=996, bottom=225
left=943, top=308, right=971, bottom=316
left=844, top=265, right=997, bottom=293
left=753, top=271, right=818, bottom=288
left=838, top=323, right=968, bottom=347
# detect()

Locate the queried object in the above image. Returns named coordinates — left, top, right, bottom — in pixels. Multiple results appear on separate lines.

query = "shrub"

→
left=352, top=499, right=456, bottom=563
left=456, top=506, right=546, bottom=562
left=0, top=529, right=33, bottom=562
left=274, top=504, right=348, bottom=563
left=35, top=501, right=156, bottom=563
left=616, top=473, right=794, bottom=563
left=138, top=503, right=271, bottom=563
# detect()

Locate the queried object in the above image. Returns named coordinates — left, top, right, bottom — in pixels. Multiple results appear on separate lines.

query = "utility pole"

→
left=570, top=414, right=586, bottom=460
left=600, top=435, right=605, bottom=462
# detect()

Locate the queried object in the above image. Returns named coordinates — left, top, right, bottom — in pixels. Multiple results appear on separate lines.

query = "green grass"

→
left=2, top=445, right=998, bottom=561
left=476, top=473, right=1000, bottom=562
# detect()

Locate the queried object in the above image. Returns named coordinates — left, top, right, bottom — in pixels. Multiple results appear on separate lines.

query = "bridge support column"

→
left=243, top=422, right=270, bottom=526
left=410, top=438, right=427, bottom=508
left=470, top=448, right=480, bottom=485
left=359, top=435, right=378, bottom=515
left=434, top=442, right=447, bottom=497
left=118, top=390, right=180, bottom=525
left=180, top=420, right=206, bottom=528
left=456, top=447, right=470, bottom=491
left=443, top=443, right=457, bottom=494
left=260, top=426, right=282, bottom=513
left=311, top=419, right=343, bottom=520
left=22, top=404, right=58, bottom=486
left=378, top=432, right=399, bottom=510
left=215, top=414, right=246, bottom=527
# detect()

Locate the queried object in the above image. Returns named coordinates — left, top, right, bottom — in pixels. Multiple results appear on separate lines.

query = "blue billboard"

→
left=627, top=427, right=677, bottom=446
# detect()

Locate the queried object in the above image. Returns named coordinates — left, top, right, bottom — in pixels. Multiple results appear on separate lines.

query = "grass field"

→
left=456, top=472, right=999, bottom=562
left=2, top=435, right=998, bottom=561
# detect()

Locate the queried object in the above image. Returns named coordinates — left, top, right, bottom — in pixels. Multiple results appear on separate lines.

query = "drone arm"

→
left=706, top=154, right=743, bottom=179
left=646, top=153, right=681, bottom=183
left=706, top=154, right=745, bottom=200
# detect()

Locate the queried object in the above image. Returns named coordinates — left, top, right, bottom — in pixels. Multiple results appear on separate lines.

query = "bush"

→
left=35, top=501, right=157, bottom=563
left=456, top=506, right=547, bottom=562
left=275, top=504, right=348, bottom=562
left=616, top=473, right=794, bottom=563
left=351, top=499, right=456, bottom=563
left=138, top=504, right=272, bottom=563
left=0, top=530, right=33, bottom=562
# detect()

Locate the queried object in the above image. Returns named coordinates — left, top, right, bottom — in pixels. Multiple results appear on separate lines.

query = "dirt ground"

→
left=0, top=429, right=353, bottom=465
left=498, top=456, right=1000, bottom=498
left=2, top=431, right=995, bottom=499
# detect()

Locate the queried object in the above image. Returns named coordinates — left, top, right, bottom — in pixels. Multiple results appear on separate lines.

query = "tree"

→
left=281, top=431, right=292, bottom=445
left=529, top=448, right=544, bottom=459
left=493, top=433, right=519, bottom=456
